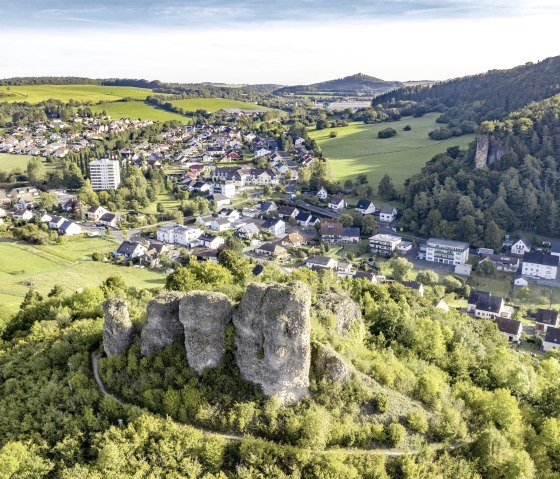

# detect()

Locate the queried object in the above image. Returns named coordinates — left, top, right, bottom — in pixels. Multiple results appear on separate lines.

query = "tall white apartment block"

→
left=89, top=158, right=121, bottom=191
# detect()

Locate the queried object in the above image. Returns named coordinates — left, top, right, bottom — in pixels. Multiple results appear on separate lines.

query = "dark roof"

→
left=295, top=211, right=312, bottom=221
left=551, top=242, right=560, bottom=254
left=260, top=201, right=276, bottom=211
left=544, top=326, right=560, bottom=344
left=344, top=227, right=361, bottom=237
left=252, top=264, right=264, bottom=276
left=100, top=213, right=117, bottom=222
left=257, top=243, right=285, bottom=254
left=59, top=220, right=74, bottom=231
left=354, top=271, right=375, bottom=281
left=329, top=196, right=344, bottom=204
left=320, top=221, right=344, bottom=235
left=380, top=205, right=396, bottom=214
left=277, top=205, right=297, bottom=215
left=307, top=255, right=335, bottom=266
left=523, top=251, right=560, bottom=267
left=495, top=317, right=522, bottom=336
left=468, top=290, right=504, bottom=313
left=402, top=280, right=423, bottom=291
left=200, top=234, right=219, bottom=242
left=261, top=218, right=282, bottom=229
left=356, top=199, right=374, bottom=209
left=536, top=309, right=559, bottom=326
left=515, top=237, right=532, bottom=248
left=116, top=240, right=143, bottom=256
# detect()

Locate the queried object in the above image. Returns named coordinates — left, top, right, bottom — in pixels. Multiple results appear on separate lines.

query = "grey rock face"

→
left=313, top=343, right=352, bottom=383
left=103, top=298, right=134, bottom=356
left=140, top=291, right=184, bottom=355
left=179, top=291, right=233, bottom=374
left=318, top=292, right=363, bottom=338
left=233, top=281, right=311, bottom=404
left=475, top=135, right=507, bottom=169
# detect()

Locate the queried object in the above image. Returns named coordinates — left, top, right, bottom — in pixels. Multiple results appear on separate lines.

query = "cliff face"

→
left=317, top=292, right=364, bottom=339
left=103, top=298, right=134, bottom=356
left=233, top=282, right=312, bottom=404
left=312, top=343, right=352, bottom=383
left=140, top=292, right=185, bottom=356
left=179, top=291, right=233, bottom=374
left=475, top=135, right=507, bottom=168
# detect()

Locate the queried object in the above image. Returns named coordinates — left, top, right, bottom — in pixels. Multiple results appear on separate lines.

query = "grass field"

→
left=0, top=85, right=158, bottom=104
left=0, top=153, right=35, bottom=172
left=91, top=101, right=189, bottom=123
left=170, top=98, right=267, bottom=113
left=0, top=237, right=165, bottom=313
left=308, top=113, right=475, bottom=189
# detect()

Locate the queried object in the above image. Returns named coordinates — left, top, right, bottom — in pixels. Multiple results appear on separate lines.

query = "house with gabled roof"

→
left=467, top=290, right=513, bottom=319
left=495, top=317, right=523, bottom=342
left=305, top=255, right=337, bottom=271
left=113, top=240, right=147, bottom=260
left=511, top=237, right=531, bottom=256
left=543, top=326, right=560, bottom=352
left=535, top=309, right=559, bottom=335
left=521, top=252, right=559, bottom=280
left=328, top=196, right=346, bottom=211
left=58, top=220, right=82, bottom=236
left=379, top=205, right=397, bottom=223
left=355, top=199, right=376, bottom=215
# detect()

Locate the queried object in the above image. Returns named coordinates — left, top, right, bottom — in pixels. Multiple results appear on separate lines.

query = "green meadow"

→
left=0, top=84, right=158, bottom=104
left=308, top=113, right=475, bottom=189
left=91, top=101, right=189, bottom=123
left=0, top=153, right=34, bottom=172
left=170, top=98, right=267, bottom=112
left=0, top=237, right=165, bottom=313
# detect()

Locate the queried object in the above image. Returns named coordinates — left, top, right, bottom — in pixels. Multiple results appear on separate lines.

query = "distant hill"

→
left=274, top=73, right=404, bottom=96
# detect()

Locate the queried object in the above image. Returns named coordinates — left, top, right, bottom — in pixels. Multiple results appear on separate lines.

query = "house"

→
left=379, top=205, right=397, bottom=223
left=316, top=187, right=328, bottom=201
left=235, top=223, right=260, bottom=239
left=495, top=317, right=523, bottom=342
left=511, top=237, right=531, bottom=256
left=281, top=231, right=307, bottom=247
left=206, top=193, right=231, bottom=207
left=0, top=207, right=6, bottom=217
left=480, top=254, right=520, bottom=273
left=12, top=208, right=33, bottom=221
left=551, top=242, right=560, bottom=258
left=426, top=238, right=470, bottom=266
left=305, top=255, right=337, bottom=270
left=261, top=219, right=285, bottom=237
left=369, top=233, right=401, bottom=257
left=259, top=201, right=277, bottom=215
left=522, top=252, right=559, bottom=280
left=36, top=212, right=53, bottom=223
left=48, top=215, right=66, bottom=230
left=436, top=299, right=450, bottom=311
left=87, top=205, right=108, bottom=222
left=254, top=243, right=288, bottom=259
left=355, top=199, right=376, bottom=215
left=535, top=309, right=559, bottom=335
left=514, top=274, right=529, bottom=287
left=142, top=243, right=169, bottom=267
left=455, top=264, right=472, bottom=276
left=467, top=290, right=513, bottom=319
left=353, top=271, right=378, bottom=283
left=195, top=248, right=220, bottom=263
left=320, top=220, right=359, bottom=244
left=277, top=205, right=299, bottom=219
left=397, top=241, right=413, bottom=253
left=196, top=215, right=214, bottom=228
left=113, top=241, right=147, bottom=260
left=99, top=213, right=119, bottom=228
left=543, top=326, right=560, bottom=352
left=295, top=212, right=313, bottom=227
left=210, top=218, right=231, bottom=232
left=58, top=220, right=82, bottom=236
left=218, top=208, right=240, bottom=221
left=157, top=224, right=203, bottom=246
left=402, top=280, right=424, bottom=297
left=328, top=196, right=346, bottom=211
left=212, top=181, right=236, bottom=198
left=199, top=234, right=225, bottom=249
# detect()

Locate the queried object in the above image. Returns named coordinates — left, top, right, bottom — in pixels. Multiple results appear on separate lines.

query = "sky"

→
left=1, top=0, right=560, bottom=84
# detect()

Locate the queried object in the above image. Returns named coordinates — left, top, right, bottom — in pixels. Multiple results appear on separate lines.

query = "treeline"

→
left=400, top=95, right=560, bottom=246
left=376, top=55, right=560, bottom=126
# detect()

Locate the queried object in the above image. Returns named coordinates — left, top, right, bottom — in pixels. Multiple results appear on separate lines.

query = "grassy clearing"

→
left=91, top=101, right=189, bottom=123
left=170, top=98, right=267, bottom=113
left=0, top=85, right=158, bottom=104
left=0, top=153, right=35, bottom=173
left=0, top=237, right=165, bottom=313
left=308, top=113, right=475, bottom=190
left=142, top=191, right=181, bottom=215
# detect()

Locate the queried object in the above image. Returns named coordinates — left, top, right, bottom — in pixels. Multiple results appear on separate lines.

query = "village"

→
left=1, top=110, right=560, bottom=354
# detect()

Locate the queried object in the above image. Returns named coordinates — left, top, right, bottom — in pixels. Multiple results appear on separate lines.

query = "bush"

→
left=378, top=127, right=397, bottom=139
left=403, top=125, right=412, bottom=131
left=92, top=252, right=106, bottom=261
left=329, top=131, right=338, bottom=138
left=406, top=410, right=429, bottom=433
left=372, top=393, right=388, bottom=413
left=385, top=422, right=406, bottom=447
left=428, top=128, right=453, bottom=140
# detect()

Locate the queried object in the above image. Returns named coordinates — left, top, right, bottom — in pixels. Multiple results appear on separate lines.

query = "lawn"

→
left=308, top=113, right=475, bottom=190
left=0, top=153, right=34, bottom=173
left=0, top=237, right=165, bottom=313
left=91, top=101, right=190, bottom=123
left=170, top=98, right=267, bottom=113
left=0, top=85, right=159, bottom=104
left=142, top=191, right=181, bottom=215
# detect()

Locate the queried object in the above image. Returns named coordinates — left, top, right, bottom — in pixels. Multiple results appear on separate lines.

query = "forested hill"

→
left=400, top=94, right=560, bottom=247
left=274, top=73, right=404, bottom=95
left=376, top=56, right=560, bottom=123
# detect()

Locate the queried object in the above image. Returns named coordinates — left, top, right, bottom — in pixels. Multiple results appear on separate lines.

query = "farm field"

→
left=0, top=84, right=159, bottom=104
left=308, top=113, right=475, bottom=189
left=91, top=101, right=189, bottom=123
left=0, top=153, right=35, bottom=172
left=0, top=237, right=165, bottom=313
left=170, top=98, right=267, bottom=112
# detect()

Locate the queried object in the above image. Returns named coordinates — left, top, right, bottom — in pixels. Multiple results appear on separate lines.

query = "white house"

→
left=99, top=213, right=120, bottom=228
left=328, top=196, right=346, bottom=211
left=521, top=252, right=559, bottom=280
left=113, top=240, right=147, bottom=260
left=316, top=187, right=328, bottom=201
left=467, top=290, right=513, bottom=319
left=369, top=233, right=401, bottom=257
left=212, top=181, right=236, bottom=198
left=305, top=255, right=337, bottom=270
left=495, top=317, right=523, bottom=342
left=157, top=225, right=203, bottom=246
left=210, top=218, right=231, bottom=232
left=426, top=238, right=470, bottom=266
left=236, top=223, right=260, bottom=239
left=379, top=205, right=397, bottom=222
left=355, top=199, right=376, bottom=215
left=87, top=205, right=108, bottom=222
left=48, top=215, right=66, bottom=230
left=58, top=220, right=82, bottom=236
left=511, top=238, right=531, bottom=256
left=12, top=209, right=33, bottom=221
left=543, top=326, right=560, bottom=352
left=535, top=309, right=559, bottom=335
left=261, top=219, right=285, bottom=237
left=199, top=234, right=225, bottom=249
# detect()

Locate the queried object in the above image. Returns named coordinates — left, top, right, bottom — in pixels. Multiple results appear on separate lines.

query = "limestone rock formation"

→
left=233, top=281, right=311, bottom=403
left=317, top=292, right=363, bottom=338
left=313, top=343, right=352, bottom=383
left=103, top=298, right=134, bottom=356
left=140, top=291, right=184, bottom=355
left=475, top=134, right=507, bottom=169
left=179, top=291, right=233, bottom=374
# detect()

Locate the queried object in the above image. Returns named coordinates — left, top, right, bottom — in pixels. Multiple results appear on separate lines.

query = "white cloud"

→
left=1, top=13, right=559, bottom=84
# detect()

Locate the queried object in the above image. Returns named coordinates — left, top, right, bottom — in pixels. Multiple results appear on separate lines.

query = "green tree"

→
left=378, top=175, right=397, bottom=200
left=390, top=257, right=413, bottom=281
left=338, top=214, right=354, bottom=227
left=361, top=215, right=378, bottom=236
left=27, top=158, right=47, bottom=185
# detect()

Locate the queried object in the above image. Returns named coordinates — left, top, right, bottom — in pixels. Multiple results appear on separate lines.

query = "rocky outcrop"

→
left=179, top=291, right=233, bottom=374
left=313, top=343, right=352, bottom=383
left=103, top=298, right=134, bottom=356
left=475, top=135, right=507, bottom=169
left=141, top=291, right=184, bottom=355
left=233, top=281, right=311, bottom=404
left=317, top=292, right=363, bottom=338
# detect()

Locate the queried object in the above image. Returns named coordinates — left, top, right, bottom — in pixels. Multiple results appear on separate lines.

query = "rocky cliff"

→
left=312, top=343, right=352, bottom=383
left=475, top=134, right=507, bottom=168
left=317, top=291, right=364, bottom=339
left=103, top=298, right=134, bottom=356
left=179, top=291, right=233, bottom=374
left=140, top=291, right=184, bottom=355
left=233, top=281, right=312, bottom=404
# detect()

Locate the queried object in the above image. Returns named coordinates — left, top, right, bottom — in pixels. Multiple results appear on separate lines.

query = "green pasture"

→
left=170, top=98, right=267, bottom=113
left=0, top=237, right=165, bottom=313
left=91, top=101, right=189, bottom=123
left=0, top=84, right=158, bottom=104
left=308, top=113, right=475, bottom=189
left=0, top=153, right=34, bottom=173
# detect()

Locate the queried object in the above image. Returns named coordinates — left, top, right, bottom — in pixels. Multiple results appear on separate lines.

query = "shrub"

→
left=385, top=422, right=406, bottom=447
left=378, top=127, right=397, bottom=139
left=406, top=410, right=429, bottom=433
left=428, top=128, right=453, bottom=140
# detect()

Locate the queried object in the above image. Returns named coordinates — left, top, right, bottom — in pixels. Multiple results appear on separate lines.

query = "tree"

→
left=39, top=192, right=58, bottom=211
left=477, top=259, right=497, bottom=277
left=378, top=127, right=397, bottom=139
left=390, top=257, right=413, bottom=281
left=218, top=250, right=252, bottom=283
left=416, top=270, right=439, bottom=285
left=361, top=215, right=378, bottom=236
left=378, top=175, right=397, bottom=200
left=27, top=158, right=47, bottom=185
left=338, top=214, right=354, bottom=227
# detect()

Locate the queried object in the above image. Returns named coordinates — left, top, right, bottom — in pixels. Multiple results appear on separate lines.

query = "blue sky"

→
left=1, top=0, right=559, bottom=83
